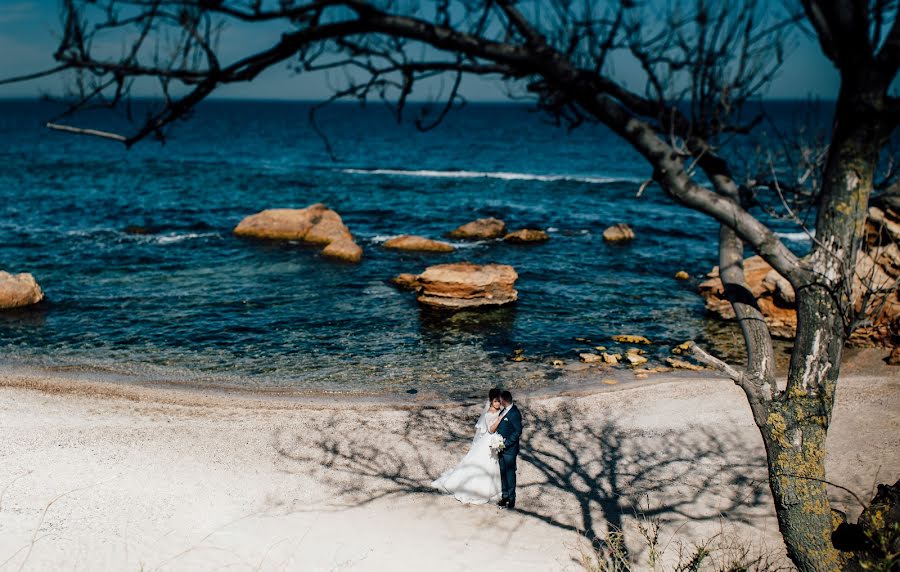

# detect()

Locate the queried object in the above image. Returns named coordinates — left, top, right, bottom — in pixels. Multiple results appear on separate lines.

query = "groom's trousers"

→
left=499, top=452, right=517, bottom=501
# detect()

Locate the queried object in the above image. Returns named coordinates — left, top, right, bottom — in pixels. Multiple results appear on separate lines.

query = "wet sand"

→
left=0, top=359, right=897, bottom=571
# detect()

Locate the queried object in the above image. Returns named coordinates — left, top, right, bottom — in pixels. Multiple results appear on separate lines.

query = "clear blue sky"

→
left=0, top=1, right=840, bottom=100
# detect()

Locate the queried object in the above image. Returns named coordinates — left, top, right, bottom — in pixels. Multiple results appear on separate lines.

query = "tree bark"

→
left=760, top=402, right=838, bottom=572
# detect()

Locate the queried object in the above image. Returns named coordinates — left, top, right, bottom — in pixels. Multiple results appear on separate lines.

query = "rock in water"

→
left=675, top=270, right=690, bottom=280
left=234, top=206, right=319, bottom=240
left=415, top=262, right=518, bottom=309
left=602, top=223, right=635, bottom=242
left=448, top=218, right=506, bottom=240
left=504, top=229, right=550, bottom=243
left=322, top=237, right=362, bottom=263
left=0, top=271, right=44, bottom=309
left=612, top=334, right=652, bottom=344
left=383, top=235, right=455, bottom=252
left=234, top=203, right=362, bottom=262
left=390, top=273, right=421, bottom=290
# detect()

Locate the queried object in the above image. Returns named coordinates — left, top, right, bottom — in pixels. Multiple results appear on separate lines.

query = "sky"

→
left=0, top=1, right=841, bottom=101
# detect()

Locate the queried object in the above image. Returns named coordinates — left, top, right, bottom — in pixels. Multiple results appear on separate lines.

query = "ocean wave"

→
left=341, top=168, right=627, bottom=184
left=775, top=231, right=814, bottom=242
left=152, top=232, right=221, bottom=244
left=365, top=234, right=487, bottom=248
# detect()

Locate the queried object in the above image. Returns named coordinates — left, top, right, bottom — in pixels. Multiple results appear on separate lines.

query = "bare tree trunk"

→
left=769, top=73, right=888, bottom=570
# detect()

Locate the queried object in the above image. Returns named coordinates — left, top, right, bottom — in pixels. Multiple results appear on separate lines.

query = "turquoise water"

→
left=0, top=100, right=809, bottom=395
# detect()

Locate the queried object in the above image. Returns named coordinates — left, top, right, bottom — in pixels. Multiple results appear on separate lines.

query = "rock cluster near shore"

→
left=0, top=271, right=44, bottom=309
left=234, top=203, right=362, bottom=262
left=699, top=201, right=900, bottom=346
left=414, top=262, right=518, bottom=309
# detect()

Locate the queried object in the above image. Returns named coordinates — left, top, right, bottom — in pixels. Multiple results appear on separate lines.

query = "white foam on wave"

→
left=775, top=231, right=814, bottom=242
left=365, top=234, right=488, bottom=249
left=341, top=168, right=623, bottom=184
left=154, top=232, right=220, bottom=244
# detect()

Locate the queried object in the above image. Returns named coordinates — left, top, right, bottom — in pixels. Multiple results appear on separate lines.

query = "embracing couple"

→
left=432, top=388, right=523, bottom=509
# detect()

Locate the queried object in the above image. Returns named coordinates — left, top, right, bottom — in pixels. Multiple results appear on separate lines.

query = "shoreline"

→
left=0, top=362, right=715, bottom=411
left=1, top=365, right=897, bottom=570
left=0, top=346, right=893, bottom=408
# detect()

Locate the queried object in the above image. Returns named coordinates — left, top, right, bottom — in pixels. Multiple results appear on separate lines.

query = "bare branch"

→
left=45, top=122, right=128, bottom=142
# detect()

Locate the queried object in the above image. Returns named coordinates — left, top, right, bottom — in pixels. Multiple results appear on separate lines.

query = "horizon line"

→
left=0, top=95, right=839, bottom=104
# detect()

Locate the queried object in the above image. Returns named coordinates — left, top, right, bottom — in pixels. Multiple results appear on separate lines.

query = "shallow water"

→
left=0, top=100, right=810, bottom=395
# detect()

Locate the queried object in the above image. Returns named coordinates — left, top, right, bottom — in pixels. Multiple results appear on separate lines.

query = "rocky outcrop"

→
left=699, top=203, right=900, bottom=345
left=504, top=229, right=549, bottom=243
left=0, top=271, right=44, bottom=309
left=699, top=256, right=798, bottom=339
left=383, top=235, right=455, bottom=252
left=602, top=223, right=635, bottom=242
left=414, top=262, right=518, bottom=309
left=448, top=218, right=506, bottom=240
left=234, top=203, right=362, bottom=262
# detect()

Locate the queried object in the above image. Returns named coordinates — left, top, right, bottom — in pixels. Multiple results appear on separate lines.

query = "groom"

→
left=496, top=390, right=523, bottom=510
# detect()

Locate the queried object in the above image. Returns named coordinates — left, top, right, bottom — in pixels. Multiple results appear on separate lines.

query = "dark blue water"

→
left=0, top=100, right=810, bottom=395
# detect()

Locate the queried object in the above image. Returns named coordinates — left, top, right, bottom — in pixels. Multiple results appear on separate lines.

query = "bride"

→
left=432, top=388, right=505, bottom=504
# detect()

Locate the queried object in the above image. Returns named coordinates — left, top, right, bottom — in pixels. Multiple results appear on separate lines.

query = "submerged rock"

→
left=504, top=229, right=549, bottom=243
left=0, top=271, right=44, bottom=309
left=415, top=262, right=518, bottom=309
left=391, top=273, right=421, bottom=290
left=448, top=217, right=506, bottom=240
left=612, top=334, right=652, bottom=344
left=234, top=203, right=362, bottom=262
left=602, top=223, right=635, bottom=242
left=383, top=235, right=455, bottom=252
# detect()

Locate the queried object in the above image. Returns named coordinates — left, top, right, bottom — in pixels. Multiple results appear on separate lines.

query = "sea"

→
left=0, top=100, right=817, bottom=397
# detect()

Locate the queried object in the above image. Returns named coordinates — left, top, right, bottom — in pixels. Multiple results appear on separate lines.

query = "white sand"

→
left=0, top=369, right=897, bottom=571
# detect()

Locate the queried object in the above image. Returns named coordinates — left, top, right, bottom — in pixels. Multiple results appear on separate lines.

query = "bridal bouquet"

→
left=489, top=434, right=506, bottom=454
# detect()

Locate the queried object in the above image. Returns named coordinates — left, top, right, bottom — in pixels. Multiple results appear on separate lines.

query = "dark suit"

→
left=496, top=404, right=523, bottom=502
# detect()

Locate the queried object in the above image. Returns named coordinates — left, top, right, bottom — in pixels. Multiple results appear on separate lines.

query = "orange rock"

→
left=233, top=207, right=317, bottom=240
left=322, top=237, right=362, bottom=262
left=448, top=218, right=506, bottom=240
left=234, top=203, right=362, bottom=263
left=416, top=262, right=518, bottom=309
left=383, top=235, right=455, bottom=252
left=0, top=271, right=44, bottom=309
left=504, top=229, right=549, bottom=243
left=602, top=223, right=635, bottom=242
left=699, top=249, right=899, bottom=345
left=391, top=273, right=421, bottom=290
left=304, top=208, right=353, bottom=245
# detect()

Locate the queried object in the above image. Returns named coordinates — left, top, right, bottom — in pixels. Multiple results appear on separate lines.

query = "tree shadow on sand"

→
left=271, top=400, right=771, bottom=557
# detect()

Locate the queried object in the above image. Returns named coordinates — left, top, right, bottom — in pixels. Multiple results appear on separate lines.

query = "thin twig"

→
left=46, top=122, right=127, bottom=143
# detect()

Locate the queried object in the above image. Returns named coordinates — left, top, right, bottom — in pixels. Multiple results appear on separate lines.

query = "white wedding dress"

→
left=431, top=403, right=503, bottom=504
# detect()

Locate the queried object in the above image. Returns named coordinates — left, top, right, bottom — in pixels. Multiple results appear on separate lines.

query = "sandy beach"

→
left=1, top=355, right=898, bottom=571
